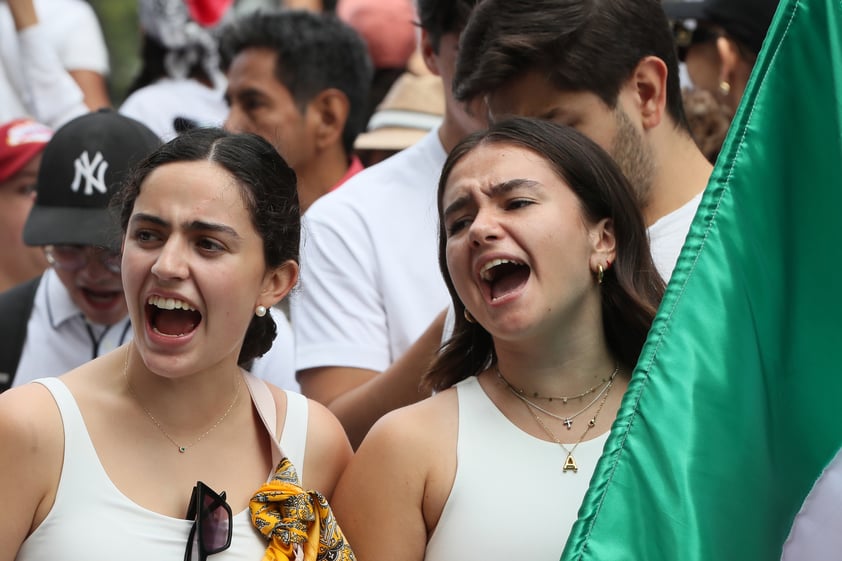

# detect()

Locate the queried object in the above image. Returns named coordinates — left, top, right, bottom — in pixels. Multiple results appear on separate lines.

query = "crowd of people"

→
left=0, top=0, right=785, bottom=559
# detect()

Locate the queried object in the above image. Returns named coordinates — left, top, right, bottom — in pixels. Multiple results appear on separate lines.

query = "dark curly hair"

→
left=116, top=127, right=300, bottom=365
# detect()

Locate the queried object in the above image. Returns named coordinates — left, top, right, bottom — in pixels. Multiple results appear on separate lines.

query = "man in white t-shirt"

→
left=0, top=0, right=110, bottom=126
left=453, top=0, right=713, bottom=282
left=292, top=0, right=486, bottom=447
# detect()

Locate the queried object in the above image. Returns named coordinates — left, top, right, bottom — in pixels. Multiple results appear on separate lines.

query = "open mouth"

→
left=146, top=295, right=202, bottom=337
left=480, top=258, right=531, bottom=301
left=81, top=287, right=123, bottom=305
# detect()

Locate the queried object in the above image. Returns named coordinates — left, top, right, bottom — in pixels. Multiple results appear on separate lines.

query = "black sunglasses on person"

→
left=184, top=481, right=233, bottom=561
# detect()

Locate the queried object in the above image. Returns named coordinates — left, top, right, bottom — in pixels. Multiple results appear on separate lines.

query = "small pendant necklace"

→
left=497, top=363, right=619, bottom=403
left=522, top=377, right=614, bottom=473
left=123, top=346, right=241, bottom=453
left=498, top=364, right=618, bottom=429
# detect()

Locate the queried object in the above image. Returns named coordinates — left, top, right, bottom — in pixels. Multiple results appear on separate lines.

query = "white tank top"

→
left=16, top=375, right=308, bottom=561
left=425, top=376, right=609, bottom=561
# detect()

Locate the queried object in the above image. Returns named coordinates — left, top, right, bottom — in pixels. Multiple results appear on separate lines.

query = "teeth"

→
left=480, top=258, right=521, bottom=282
left=147, top=295, right=195, bottom=311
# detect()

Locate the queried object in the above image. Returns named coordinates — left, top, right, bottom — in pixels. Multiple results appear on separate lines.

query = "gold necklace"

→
left=522, top=377, right=613, bottom=473
left=497, top=363, right=619, bottom=402
left=123, top=346, right=241, bottom=454
left=506, top=375, right=615, bottom=429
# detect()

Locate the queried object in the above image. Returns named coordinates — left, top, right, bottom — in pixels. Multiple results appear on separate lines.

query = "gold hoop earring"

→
left=597, top=264, right=604, bottom=285
left=463, top=308, right=476, bottom=323
left=255, top=305, right=267, bottom=317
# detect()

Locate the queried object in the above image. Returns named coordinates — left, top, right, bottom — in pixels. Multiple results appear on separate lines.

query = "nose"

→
left=223, top=106, right=244, bottom=134
left=468, top=208, right=502, bottom=247
left=151, top=238, right=189, bottom=281
left=79, top=256, right=119, bottom=283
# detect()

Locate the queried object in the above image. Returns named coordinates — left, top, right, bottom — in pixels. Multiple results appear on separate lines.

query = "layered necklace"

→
left=123, top=346, right=241, bottom=453
left=496, top=363, right=619, bottom=429
left=497, top=363, right=618, bottom=473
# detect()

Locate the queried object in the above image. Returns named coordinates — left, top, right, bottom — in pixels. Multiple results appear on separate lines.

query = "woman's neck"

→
left=493, top=337, right=619, bottom=400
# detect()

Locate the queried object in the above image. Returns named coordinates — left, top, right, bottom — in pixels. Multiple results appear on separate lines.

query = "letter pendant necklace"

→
left=521, top=377, right=614, bottom=473
left=123, top=346, right=241, bottom=453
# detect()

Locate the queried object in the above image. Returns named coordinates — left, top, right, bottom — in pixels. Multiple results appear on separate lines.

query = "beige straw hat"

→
left=354, top=71, right=445, bottom=152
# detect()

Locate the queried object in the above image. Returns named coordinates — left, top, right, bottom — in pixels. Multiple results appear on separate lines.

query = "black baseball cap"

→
left=23, top=109, right=160, bottom=250
left=662, top=0, right=780, bottom=55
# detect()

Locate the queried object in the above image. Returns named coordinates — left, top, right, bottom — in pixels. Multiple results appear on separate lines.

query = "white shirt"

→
left=292, top=129, right=450, bottom=373
left=15, top=269, right=133, bottom=386
left=16, top=376, right=308, bottom=561
left=0, top=0, right=109, bottom=125
left=13, top=269, right=299, bottom=391
left=120, top=78, right=229, bottom=142
left=648, top=192, right=704, bottom=282
left=425, top=377, right=608, bottom=560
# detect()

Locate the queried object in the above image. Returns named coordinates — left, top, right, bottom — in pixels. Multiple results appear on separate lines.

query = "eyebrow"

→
left=130, top=213, right=243, bottom=240
left=443, top=178, right=540, bottom=219
left=537, top=107, right=563, bottom=121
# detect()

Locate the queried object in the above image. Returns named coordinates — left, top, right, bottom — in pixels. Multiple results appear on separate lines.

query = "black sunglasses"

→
left=672, top=20, right=721, bottom=62
left=184, top=481, right=233, bottom=561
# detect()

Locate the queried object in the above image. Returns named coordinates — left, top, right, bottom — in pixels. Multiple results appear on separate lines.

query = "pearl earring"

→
left=255, top=305, right=267, bottom=317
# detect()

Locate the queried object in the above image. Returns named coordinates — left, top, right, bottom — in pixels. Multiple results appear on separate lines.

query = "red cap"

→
left=338, top=0, right=417, bottom=69
left=185, top=0, right=234, bottom=27
left=0, top=119, right=52, bottom=184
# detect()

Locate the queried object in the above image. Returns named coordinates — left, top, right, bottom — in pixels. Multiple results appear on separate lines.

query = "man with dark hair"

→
left=454, top=0, right=713, bottom=280
left=292, top=0, right=485, bottom=447
left=219, top=10, right=373, bottom=212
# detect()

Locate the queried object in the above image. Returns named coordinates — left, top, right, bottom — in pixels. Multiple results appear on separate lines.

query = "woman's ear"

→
left=258, top=260, right=299, bottom=309
left=716, top=36, right=740, bottom=82
left=589, top=217, right=617, bottom=270
left=715, top=36, right=741, bottom=101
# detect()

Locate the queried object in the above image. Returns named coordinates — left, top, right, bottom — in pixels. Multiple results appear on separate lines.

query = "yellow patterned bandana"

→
left=249, top=458, right=355, bottom=561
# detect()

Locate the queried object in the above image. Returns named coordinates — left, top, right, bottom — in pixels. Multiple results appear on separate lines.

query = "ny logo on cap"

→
left=71, top=151, right=109, bottom=195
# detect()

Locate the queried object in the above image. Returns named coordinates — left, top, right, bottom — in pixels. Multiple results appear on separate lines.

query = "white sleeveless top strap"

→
left=243, top=372, right=308, bottom=469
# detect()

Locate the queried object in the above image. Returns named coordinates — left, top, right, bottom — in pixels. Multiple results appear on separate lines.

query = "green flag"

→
left=561, top=0, right=842, bottom=559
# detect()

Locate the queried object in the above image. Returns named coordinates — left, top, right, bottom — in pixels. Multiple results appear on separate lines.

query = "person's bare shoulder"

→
left=0, top=382, right=65, bottom=557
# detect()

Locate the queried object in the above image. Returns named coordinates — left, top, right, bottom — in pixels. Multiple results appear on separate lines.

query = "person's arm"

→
left=68, top=69, right=110, bottom=112
left=7, top=0, right=88, bottom=127
left=330, top=405, right=435, bottom=561
left=299, top=309, right=444, bottom=449
left=0, top=384, right=62, bottom=561
left=298, top=398, right=353, bottom=500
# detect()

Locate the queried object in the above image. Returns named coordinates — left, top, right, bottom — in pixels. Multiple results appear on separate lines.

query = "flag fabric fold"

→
left=561, top=0, right=842, bottom=559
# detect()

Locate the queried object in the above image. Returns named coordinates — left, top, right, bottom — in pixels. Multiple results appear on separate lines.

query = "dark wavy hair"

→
left=116, top=127, right=300, bottom=366
left=425, top=117, right=665, bottom=391
left=453, top=0, right=689, bottom=132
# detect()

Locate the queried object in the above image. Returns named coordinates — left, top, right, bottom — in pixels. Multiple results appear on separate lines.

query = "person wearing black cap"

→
left=0, top=110, right=160, bottom=391
left=664, top=0, right=781, bottom=114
